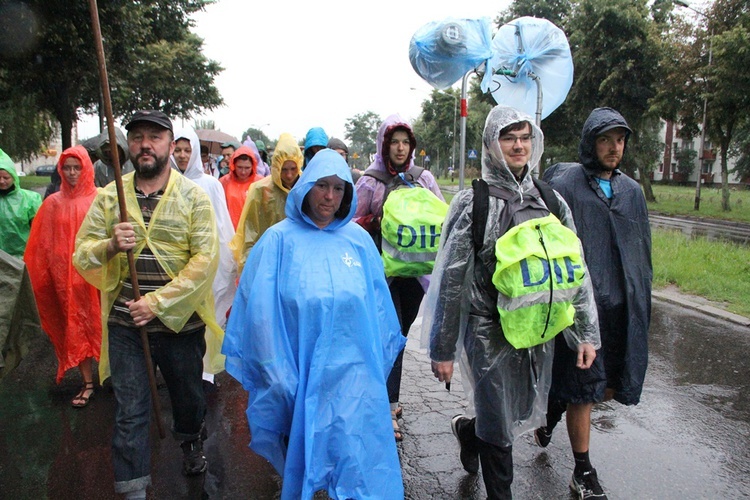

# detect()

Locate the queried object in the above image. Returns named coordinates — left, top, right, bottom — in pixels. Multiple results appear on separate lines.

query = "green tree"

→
left=566, top=0, right=662, bottom=202
left=0, top=0, right=222, bottom=153
left=0, top=81, right=54, bottom=162
left=703, top=0, right=750, bottom=211
left=194, top=119, right=216, bottom=130
left=344, top=111, right=381, bottom=166
left=674, top=146, right=698, bottom=176
left=241, top=128, right=271, bottom=147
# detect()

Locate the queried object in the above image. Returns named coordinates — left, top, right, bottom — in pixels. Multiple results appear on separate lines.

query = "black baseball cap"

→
left=125, top=110, right=173, bottom=132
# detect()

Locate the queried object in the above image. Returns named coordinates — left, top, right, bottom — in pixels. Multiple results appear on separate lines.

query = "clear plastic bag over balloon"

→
left=483, top=16, right=573, bottom=120
left=409, top=17, right=493, bottom=90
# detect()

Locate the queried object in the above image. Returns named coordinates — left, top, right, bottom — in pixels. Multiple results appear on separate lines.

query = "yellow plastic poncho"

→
left=230, top=133, right=303, bottom=273
left=73, top=169, right=224, bottom=382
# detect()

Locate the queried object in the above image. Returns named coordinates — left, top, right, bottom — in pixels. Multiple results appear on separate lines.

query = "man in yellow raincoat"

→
left=73, top=110, right=222, bottom=499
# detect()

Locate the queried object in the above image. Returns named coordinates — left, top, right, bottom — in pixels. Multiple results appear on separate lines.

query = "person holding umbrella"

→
left=74, top=110, right=223, bottom=498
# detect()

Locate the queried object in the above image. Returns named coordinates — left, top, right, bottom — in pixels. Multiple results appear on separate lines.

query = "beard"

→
left=133, top=151, right=169, bottom=180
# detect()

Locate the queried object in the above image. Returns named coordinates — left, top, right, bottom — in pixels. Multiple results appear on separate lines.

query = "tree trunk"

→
left=721, top=145, right=731, bottom=211
left=52, top=82, right=74, bottom=151
left=638, top=166, right=656, bottom=202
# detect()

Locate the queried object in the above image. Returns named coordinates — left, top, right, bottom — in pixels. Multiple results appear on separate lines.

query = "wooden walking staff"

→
left=87, top=0, right=166, bottom=439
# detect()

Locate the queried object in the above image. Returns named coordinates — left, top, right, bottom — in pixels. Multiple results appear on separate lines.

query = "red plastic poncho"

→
left=220, top=145, right=262, bottom=229
left=24, top=145, right=101, bottom=383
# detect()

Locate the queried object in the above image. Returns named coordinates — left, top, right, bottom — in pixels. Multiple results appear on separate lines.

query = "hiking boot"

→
left=181, top=438, right=207, bottom=476
left=534, top=426, right=553, bottom=448
left=570, top=468, right=608, bottom=499
left=451, top=414, right=479, bottom=474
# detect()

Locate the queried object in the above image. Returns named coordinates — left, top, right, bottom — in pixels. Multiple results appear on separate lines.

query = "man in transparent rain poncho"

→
left=423, top=106, right=601, bottom=499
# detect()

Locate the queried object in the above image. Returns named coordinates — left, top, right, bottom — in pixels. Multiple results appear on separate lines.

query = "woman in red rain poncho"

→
left=220, top=144, right=263, bottom=229
left=24, top=145, right=102, bottom=407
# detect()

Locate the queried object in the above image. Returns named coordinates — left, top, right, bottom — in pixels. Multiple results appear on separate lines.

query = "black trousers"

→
left=455, top=416, right=514, bottom=499
left=386, top=277, right=424, bottom=403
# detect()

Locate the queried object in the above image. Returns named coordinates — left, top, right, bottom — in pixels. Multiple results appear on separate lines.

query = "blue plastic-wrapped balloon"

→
left=409, top=17, right=493, bottom=90
left=484, top=17, right=573, bottom=120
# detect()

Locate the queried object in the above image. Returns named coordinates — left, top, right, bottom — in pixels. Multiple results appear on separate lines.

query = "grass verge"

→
left=652, top=227, right=750, bottom=317
left=19, top=176, right=52, bottom=189
left=648, top=185, right=750, bottom=224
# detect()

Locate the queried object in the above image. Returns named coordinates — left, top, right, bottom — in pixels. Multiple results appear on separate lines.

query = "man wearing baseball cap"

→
left=74, top=110, right=224, bottom=499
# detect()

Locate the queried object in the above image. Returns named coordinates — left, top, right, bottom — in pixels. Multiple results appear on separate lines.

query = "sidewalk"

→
left=653, top=286, right=750, bottom=327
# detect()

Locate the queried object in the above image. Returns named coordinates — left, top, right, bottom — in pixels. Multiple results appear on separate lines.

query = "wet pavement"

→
left=2, top=297, right=749, bottom=499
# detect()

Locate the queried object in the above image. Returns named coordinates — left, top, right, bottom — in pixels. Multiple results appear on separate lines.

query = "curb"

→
left=652, top=290, right=750, bottom=327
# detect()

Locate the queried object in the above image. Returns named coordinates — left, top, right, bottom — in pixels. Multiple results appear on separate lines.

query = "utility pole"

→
left=675, top=0, right=713, bottom=211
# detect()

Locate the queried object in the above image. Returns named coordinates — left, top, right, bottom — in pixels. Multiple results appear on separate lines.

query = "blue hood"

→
left=286, top=148, right=356, bottom=230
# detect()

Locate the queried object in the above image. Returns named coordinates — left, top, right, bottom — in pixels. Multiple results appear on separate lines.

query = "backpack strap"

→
left=532, top=177, right=561, bottom=219
left=472, top=179, right=490, bottom=252
left=363, top=169, right=392, bottom=184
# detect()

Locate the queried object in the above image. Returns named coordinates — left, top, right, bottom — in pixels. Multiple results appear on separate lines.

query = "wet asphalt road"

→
left=1, top=298, right=749, bottom=499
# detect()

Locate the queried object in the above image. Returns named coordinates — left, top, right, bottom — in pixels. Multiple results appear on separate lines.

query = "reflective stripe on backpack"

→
left=492, top=214, right=585, bottom=349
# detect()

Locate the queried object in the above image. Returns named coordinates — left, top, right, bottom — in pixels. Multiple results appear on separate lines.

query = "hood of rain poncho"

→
left=92, top=128, right=134, bottom=187
left=271, top=133, right=303, bottom=193
left=285, top=149, right=356, bottom=231
left=374, top=114, right=417, bottom=175
left=25, top=145, right=101, bottom=383
left=302, top=127, right=328, bottom=167
left=221, top=145, right=263, bottom=228
left=57, top=145, right=98, bottom=199
left=73, top=169, right=224, bottom=382
left=230, top=133, right=303, bottom=273
left=481, top=105, right=544, bottom=189
left=223, top=147, right=404, bottom=499
left=0, top=148, right=42, bottom=258
left=94, top=128, right=128, bottom=164
left=326, top=137, right=348, bottom=155
left=0, top=148, right=20, bottom=190
left=174, top=126, right=237, bottom=328
left=421, top=105, right=600, bottom=447
left=543, top=111, right=650, bottom=406
left=578, top=107, right=632, bottom=169
left=0, top=249, right=43, bottom=381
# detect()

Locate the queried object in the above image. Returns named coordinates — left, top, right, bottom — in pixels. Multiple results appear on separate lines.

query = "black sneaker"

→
left=534, top=426, right=553, bottom=448
left=570, top=468, right=608, bottom=499
left=450, top=415, right=479, bottom=474
left=181, top=438, right=207, bottom=476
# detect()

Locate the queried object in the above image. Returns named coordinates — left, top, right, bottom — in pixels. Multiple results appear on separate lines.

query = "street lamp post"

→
left=675, top=0, right=713, bottom=211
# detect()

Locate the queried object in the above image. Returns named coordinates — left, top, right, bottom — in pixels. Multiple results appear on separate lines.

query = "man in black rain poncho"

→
left=539, top=107, right=652, bottom=500
left=424, top=106, right=600, bottom=499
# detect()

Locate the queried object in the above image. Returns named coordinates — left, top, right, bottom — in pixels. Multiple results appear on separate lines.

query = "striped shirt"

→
left=108, top=184, right=204, bottom=334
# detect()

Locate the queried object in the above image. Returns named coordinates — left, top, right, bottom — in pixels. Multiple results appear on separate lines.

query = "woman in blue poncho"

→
left=223, top=149, right=406, bottom=499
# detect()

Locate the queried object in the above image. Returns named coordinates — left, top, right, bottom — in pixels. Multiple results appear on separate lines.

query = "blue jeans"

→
left=108, top=324, right=207, bottom=494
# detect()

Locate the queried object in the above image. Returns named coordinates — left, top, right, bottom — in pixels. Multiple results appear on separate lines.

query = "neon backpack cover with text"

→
left=365, top=167, right=448, bottom=277
left=472, top=177, right=585, bottom=349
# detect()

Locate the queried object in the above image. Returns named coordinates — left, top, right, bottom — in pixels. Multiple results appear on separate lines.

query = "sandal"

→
left=72, top=381, right=95, bottom=408
left=392, top=416, right=403, bottom=442
left=393, top=406, right=403, bottom=419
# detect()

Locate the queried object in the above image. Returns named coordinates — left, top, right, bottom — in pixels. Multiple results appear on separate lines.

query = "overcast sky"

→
left=79, top=0, right=511, bottom=144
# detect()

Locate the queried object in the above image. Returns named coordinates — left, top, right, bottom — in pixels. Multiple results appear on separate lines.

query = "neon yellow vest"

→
left=492, top=214, right=585, bottom=349
left=381, top=187, right=449, bottom=277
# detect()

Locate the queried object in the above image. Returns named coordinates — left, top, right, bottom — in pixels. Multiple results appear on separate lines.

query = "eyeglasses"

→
left=499, top=134, right=533, bottom=146
left=61, top=165, right=83, bottom=172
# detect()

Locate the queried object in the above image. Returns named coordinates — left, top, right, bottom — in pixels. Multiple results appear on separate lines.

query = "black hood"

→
left=578, top=107, right=632, bottom=168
